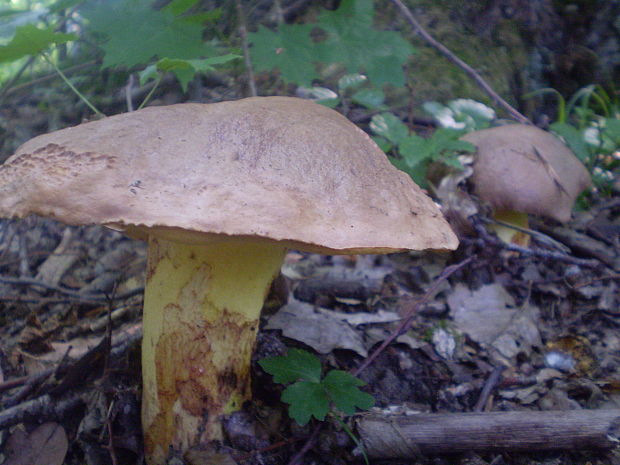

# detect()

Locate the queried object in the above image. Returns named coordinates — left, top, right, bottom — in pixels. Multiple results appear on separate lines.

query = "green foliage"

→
left=80, top=0, right=211, bottom=69
left=423, top=98, right=495, bottom=131
left=300, top=73, right=387, bottom=111
left=0, top=24, right=76, bottom=63
left=248, top=0, right=414, bottom=87
left=528, top=85, right=620, bottom=194
left=250, top=24, right=319, bottom=86
left=259, top=348, right=374, bottom=426
left=370, top=112, right=476, bottom=186
left=139, top=54, right=240, bottom=92
left=312, top=0, right=412, bottom=87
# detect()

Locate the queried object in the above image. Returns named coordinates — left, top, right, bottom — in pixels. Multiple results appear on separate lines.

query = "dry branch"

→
left=357, top=409, right=620, bottom=458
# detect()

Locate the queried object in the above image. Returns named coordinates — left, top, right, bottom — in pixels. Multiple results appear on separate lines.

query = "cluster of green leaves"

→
left=528, top=85, right=620, bottom=194
left=370, top=111, right=477, bottom=187
left=249, top=0, right=414, bottom=88
left=0, top=0, right=239, bottom=109
left=259, top=348, right=374, bottom=426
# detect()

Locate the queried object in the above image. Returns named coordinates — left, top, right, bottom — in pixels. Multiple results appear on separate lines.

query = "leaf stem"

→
left=42, top=52, right=104, bottom=117
left=137, top=74, right=162, bottom=110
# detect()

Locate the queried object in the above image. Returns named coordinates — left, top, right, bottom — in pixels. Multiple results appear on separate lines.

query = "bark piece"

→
left=357, top=409, right=620, bottom=458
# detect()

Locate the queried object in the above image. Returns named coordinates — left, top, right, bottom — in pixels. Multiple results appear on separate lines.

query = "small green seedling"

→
left=259, top=348, right=374, bottom=425
left=259, top=348, right=374, bottom=462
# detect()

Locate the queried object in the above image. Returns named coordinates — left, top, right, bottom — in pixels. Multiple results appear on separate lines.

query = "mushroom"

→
left=0, top=97, right=458, bottom=464
left=462, top=124, right=591, bottom=244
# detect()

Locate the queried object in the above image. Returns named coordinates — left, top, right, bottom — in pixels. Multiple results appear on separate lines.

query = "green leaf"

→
left=370, top=113, right=409, bottom=145
left=81, top=0, right=207, bottom=69
left=0, top=25, right=76, bottom=64
left=281, top=381, right=329, bottom=425
left=602, top=118, right=620, bottom=145
left=550, top=122, right=592, bottom=163
left=352, top=88, right=385, bottom=109
left=322, top=370, right=374, bottom=415
left=138, top=54, right=239, bottom=91
left=249, top=24, right=319, bottom=85
left=399, top=134, right=433, bottom=166
left=258, top=349, right=322, bottom=384
left=372, top=135, right=392, bottom=152
left=50, top=0, right=86, bottom=13
left=338, top=73, right=367, bottom=91
left=163, top=0, right=199, bottom=15
left=314, top=0, right=413, bottom=87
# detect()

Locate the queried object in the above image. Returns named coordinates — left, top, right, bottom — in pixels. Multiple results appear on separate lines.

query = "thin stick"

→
left=0, top=274, right=143, bottom=302
left=473, top=366, right=505, bottom=412
left=391, top=0, right=530, bottom=124
left=354, top=255, right=474, bottom=376
left=42, top=53, right=104, bottom=117
left=137, top=74, right=162, bottom=110
left=235, top=0, right=258, bottom=97
left=474, top=223, right=602, bottom=268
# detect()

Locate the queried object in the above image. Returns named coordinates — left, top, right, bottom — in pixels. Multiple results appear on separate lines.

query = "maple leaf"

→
left=80, top=0, right=207, bottom=69
left=249, top=24, right=319, bottom=86
left=0, top=25, right=76, bottom=64
left=314, top=0, right=414, bottom=87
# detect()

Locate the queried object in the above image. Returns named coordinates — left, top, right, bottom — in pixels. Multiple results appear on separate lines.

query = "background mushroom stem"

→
left=489, top=210, right=531, bottom=246
left=140, top=237, right=286, bottom=465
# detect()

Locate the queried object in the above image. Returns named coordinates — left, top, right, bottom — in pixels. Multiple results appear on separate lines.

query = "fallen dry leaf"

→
left=3, top=422, right=68, bottom=465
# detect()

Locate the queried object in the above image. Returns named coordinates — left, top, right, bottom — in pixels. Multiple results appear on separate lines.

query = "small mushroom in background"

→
left=0, top=97, right=458, bottom=465
left=461, top=124, right=591, bottom=244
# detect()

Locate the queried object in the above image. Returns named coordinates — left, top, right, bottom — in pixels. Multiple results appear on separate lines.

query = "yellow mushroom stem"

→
left=489, top=209, right=531, bottom=247
left=141, top=237, right=286, bottom=465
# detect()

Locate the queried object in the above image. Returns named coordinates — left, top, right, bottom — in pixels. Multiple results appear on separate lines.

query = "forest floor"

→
left=0, top=190, right=618, bottom=465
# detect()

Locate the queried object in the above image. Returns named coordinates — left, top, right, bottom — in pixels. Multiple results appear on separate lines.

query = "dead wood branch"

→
left=356, top=409, right=620, bottom=458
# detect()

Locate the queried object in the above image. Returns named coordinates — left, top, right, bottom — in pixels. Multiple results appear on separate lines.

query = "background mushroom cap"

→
left=462, top=124, right=591, bottom=223
left=0, top=97, right=458, bottom=253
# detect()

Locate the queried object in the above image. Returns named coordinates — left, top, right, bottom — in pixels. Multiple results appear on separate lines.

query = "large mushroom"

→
left=0, top=97, right=458, bottom=464
left=462, top=124, right=591, bottom=243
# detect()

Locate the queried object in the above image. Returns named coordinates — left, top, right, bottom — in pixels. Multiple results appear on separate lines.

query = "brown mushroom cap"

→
left=0, top=97, right=457, bottom=253
left=462, top=124, right=591, bottom=223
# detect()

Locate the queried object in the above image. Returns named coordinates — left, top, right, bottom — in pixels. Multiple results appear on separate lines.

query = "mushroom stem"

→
left=489, top=210, right=531, bottom=246
left=141, top=237, right=286, bottom=465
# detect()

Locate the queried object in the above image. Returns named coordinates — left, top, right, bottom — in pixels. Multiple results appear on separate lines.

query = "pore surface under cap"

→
left=0, top=97, right=458, bottom=253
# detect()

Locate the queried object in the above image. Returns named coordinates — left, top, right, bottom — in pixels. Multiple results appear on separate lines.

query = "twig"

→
left=235, top=0, right=258, bottom=97
left=353, top=255, right=474, bottom=377
left=390, top=0, right=530, bottom=124
left=0, top=393, right=83, bottom=430
left=0, top=61, right=97, bottom=100
left=287, top=423, right=323, bottom=465
left=0, top=274, right=143, bottom=302
left=473, top=366, right=505, bottom=412
left=125, top=74, right=136, bottom=112
left=41, top=53, right=105, bottom=118
left=474, top=223, right=602, bottom=268
left=485, top=217, right=570, bottom=252
left=0, top=56, right=37, bottom=102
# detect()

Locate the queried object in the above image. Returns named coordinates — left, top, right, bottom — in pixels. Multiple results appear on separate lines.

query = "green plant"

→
left=527, top=85, right=619, bottom=194
left=423, top=98, right=496, bottom=131
left=299, top=72, right=387, bottom=110
left=259, top=348, right=374, bottom=463
left=0, top=0, right=238, bottom=110
left=259, top=348, right=374, bottom=425
left=370, top=112, right=476, bottom=187
left=248, top=0, right=414, bottom=88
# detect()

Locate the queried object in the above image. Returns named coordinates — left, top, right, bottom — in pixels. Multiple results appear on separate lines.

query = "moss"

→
left=400, top=1, right=529, bottom=116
